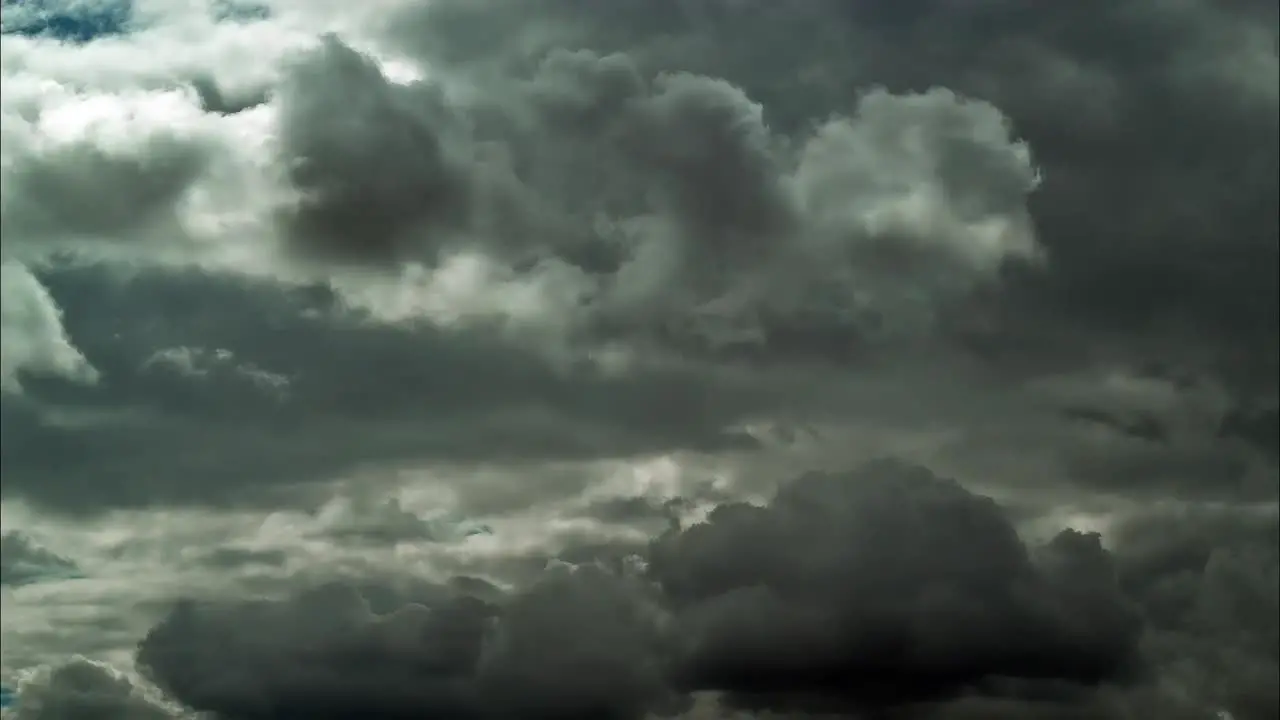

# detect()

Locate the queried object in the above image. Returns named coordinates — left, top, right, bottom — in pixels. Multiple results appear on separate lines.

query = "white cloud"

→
left=0, top=261, right=97, bottom=393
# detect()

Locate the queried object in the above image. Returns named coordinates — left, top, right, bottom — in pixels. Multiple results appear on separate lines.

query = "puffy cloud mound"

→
left=137, top=572, right=673, bottom=720
left=651, top=461, right=1142, bottom=713
left=1114, top=508, right=1280, bottom=720
left=5, top=657, right=179, bottom=719
left=3, top=22, right=1044, bottom=355
left=136, top=461, right=1163, bottom=719
left=250, top=33, right=1043, bottom=356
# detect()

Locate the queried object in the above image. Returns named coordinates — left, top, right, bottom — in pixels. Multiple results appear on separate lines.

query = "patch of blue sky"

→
left=1, top=0, right=135, bottom=43
left=462, top=522, right=494, bottom=537
left=0, top=0, right=270, bottom=42
left=438, top=515, right=494, bottom=539
left=1, top=533, right=86, bottom=588
left=3, top=562, right=86, bottom=588
left=210, top=0, right=270, bottom=23
left=421, top=516, right=494, bottom=541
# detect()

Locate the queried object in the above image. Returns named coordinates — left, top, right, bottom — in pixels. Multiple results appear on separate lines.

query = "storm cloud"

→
left=0, top=0, right=1275, bottom=719
left=131, top=462, right=1148, bottom=719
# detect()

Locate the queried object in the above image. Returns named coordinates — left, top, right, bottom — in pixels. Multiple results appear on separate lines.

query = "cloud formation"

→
left=0, top=1, right=1274, bottom=719
left=4, top=658, right=179, bottom=720
left=265, top=34, right=1042, bottom=353
left=132, top=461, right=1269, bottom=719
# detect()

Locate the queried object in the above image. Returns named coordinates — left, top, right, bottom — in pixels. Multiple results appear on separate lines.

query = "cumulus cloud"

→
left=136, top=570, right=671, bottom=720
left=650, top=462, right=1143, bottom=714
left=4, top=10, right=1046, bottom=351
left=131, top=461, right=1266, bottom=720
left=372, top=0, right=1275, bottom=374
left=273, top=34, right=470, bottom=265
left=0, top=2, right=1274, bottom=719
left=1113, top=506, right=1280, bottom=720
left=5, top=657, right=181, bottom=720
left=2, top=0, right=1267, bottom=379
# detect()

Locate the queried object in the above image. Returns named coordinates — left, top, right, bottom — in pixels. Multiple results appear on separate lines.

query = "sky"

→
left=0, top=0, right=1276, bottom=718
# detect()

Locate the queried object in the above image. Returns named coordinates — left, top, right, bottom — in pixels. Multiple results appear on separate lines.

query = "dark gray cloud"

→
left=275, top=34, right=473, bottom=264
left=650, top=461, right=1143, bottom=715
left=1, top=2, right=1275, bottom=718
left=5, top=0, right=1272, bottom=376
left=377, top=0, right=1277, bottom=381
left=4, top=0, right=1271, bottom=511
left=133, top=460, right=1268, bottom=720
left=1001, top=368, right=1279, bottom=503
left=1113, top=506, right=1280, bottom=720
left=0, top=128, right=212, bottom=248
left=266, top=31, right=1041, bottom=355
left=1219, top=405, right=1280, bottom=460
left=4, top=261, right=1270, bottom=517
left=0, top=265, right=767, bottom=513
left=136, top=571, right=670, bottom=720
left=1059, top=406, right=1169, bottom=444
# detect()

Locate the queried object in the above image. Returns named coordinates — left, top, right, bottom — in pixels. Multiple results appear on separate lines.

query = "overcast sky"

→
left=0, top=1, right=1276, bottom=718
